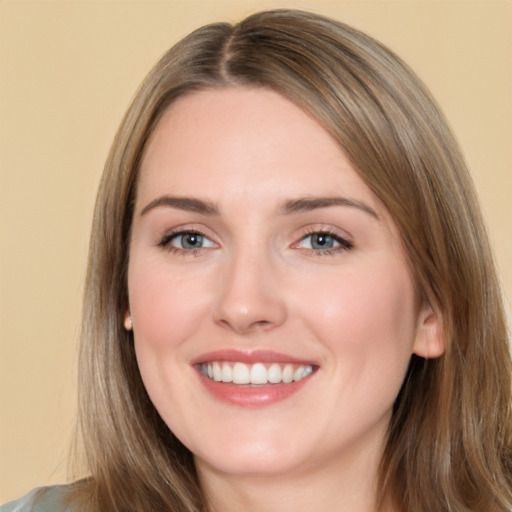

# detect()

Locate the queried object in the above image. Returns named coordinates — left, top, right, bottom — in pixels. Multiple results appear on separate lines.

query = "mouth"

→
left=193, top=350, right=318, bottom=407
left=199, top=361, right=315, bottom=385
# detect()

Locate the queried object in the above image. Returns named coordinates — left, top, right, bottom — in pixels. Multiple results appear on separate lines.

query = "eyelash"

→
left=157, top=228, right=353, bottom=256
left=296, top=228, right=353, bottom=256
left=157, top=229, right=213, bottom=255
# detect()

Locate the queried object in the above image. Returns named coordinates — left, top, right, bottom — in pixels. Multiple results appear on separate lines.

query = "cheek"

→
left=299, top=264, right=418, bottom=373
left=127, top=260, right=209, bottom=429
left=128, top=260, right=209, bottom=351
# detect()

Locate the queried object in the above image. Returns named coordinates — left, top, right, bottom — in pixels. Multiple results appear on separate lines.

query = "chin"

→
left=192, top=431, right=309, bottom=477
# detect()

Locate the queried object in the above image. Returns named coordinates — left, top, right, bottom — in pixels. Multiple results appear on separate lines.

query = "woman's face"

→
left=128, top=87, right=442, bottom=480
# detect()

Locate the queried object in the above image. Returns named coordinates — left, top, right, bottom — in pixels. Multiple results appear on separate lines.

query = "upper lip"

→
left=190, top=349, right=318, bottom=366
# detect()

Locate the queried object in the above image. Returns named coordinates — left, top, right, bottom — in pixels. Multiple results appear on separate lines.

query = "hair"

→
left=70, top=9, right=512, bottom=512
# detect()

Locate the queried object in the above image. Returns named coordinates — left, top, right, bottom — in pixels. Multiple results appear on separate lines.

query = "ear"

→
left=413, top=304, right=445, bottom=359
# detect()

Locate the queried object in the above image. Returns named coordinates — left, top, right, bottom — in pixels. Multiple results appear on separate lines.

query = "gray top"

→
left=1, top=486, right=73, bottom=512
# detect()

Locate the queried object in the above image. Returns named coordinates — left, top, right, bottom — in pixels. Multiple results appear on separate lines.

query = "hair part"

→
left=72, top=9, right=512, bottom=512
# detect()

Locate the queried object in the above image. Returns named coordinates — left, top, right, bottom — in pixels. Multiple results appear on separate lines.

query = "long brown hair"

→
left=72, top=9, right=512, bottom=511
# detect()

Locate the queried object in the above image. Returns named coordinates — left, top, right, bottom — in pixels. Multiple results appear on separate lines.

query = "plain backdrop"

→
left=1, top=0, right=511, bottom=503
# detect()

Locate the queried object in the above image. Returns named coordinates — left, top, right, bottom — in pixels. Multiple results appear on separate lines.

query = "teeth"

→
left=282, top=364, right=294, bottom=383
left=212, top=362, right=222, bottom=382
left=221, top=363, right=233, bottom=383
left=201, top=361, right=314, bottom=385
left=268, top=363, right=282, bottom=383
left=250, top=363, right=267, bottom=385
left=303, top=365, right=313, bottom=377
left=232, top=362, right=250, bottom=384
left=293, top=366, right=305, bottom=381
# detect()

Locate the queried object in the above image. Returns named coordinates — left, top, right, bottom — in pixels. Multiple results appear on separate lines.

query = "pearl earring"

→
left=124, top=314, right=133, bottom=331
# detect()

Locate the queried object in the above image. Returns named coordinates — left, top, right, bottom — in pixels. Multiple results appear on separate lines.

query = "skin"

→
left=127, top=87, right=444, bottom=512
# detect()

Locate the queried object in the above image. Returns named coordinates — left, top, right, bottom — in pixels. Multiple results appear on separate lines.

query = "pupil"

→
left=312, top=234, right=333, bottom=249
left=183, top=234, right=201, bottom=248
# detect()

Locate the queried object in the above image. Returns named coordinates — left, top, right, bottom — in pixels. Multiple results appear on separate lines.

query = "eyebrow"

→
left=140, top=194, right=379, bottom=219
left=281, top=196, right=379, bottom=219
left=140, top=195, right=219, bottom=216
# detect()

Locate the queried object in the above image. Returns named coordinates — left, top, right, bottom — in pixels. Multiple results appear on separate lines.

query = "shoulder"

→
left=1, top=485, right=74, bottom=512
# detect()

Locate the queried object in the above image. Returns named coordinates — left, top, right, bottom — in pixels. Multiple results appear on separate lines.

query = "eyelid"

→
left=292, top=226, right=353, bottom=254
left=157, top=225, right=219, bottom=253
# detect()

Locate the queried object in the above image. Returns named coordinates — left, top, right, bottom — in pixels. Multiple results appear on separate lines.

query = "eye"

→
left=295, top=231, right=352, bottom=254
left=159, top=230, right=215, bottom=252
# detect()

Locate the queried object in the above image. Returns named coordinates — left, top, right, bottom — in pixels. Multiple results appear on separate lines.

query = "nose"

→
left=213, top=245, right=287, bottom=335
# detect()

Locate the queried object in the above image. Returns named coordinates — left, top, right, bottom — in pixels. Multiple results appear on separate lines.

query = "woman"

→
left=4, top=9, right=511, bottom=512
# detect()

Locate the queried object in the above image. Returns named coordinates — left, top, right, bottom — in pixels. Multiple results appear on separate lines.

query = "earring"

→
left=124, top=313, right=133, bottom=331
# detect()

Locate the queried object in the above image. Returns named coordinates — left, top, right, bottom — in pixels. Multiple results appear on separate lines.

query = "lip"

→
left=190, top=349, right=317, bottom=366
left=191, top=349, right=318, bottom=408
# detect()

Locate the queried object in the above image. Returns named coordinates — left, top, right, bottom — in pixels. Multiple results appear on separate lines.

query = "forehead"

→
left=137, top=87, right=382, bottom=215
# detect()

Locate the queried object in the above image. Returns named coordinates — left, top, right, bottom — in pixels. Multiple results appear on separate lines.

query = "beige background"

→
left=1, top=0, right=510, bottom=503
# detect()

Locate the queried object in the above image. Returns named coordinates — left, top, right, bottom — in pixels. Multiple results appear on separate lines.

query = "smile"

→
left=199, top=361, right=315, bottom=385
left=193, top=350, right=318, bottom=407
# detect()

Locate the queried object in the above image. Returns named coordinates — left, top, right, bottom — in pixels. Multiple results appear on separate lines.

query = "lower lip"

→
left=197, top=371, right=313, bottom=408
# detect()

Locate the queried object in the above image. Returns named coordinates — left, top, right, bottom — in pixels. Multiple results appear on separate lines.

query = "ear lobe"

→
left=413, top=305, right=445, bottom=359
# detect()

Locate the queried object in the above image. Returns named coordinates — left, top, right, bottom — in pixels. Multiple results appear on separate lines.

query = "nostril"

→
left=217, top=317, right=274, bottom=334
left=249, top=320, right=274, bottom=331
